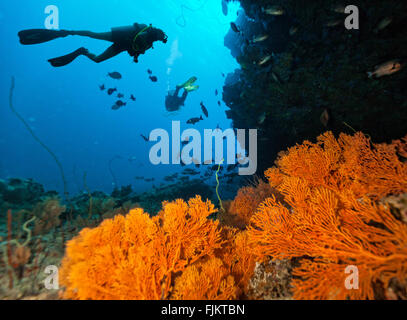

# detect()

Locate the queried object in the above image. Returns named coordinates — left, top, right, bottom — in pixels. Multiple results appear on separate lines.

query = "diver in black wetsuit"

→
left=165, top=85, right=189, bottom=112
left=18, top=23, right=168, bottom=67
left=165, top=77, right=199, bottom=112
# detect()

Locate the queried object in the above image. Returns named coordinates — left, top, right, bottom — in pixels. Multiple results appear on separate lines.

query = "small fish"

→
left=215, top=89, right=218, bottom=96
left=320, top=109, right=330, bottom=127
left=325, top=19, right=342, bottom=27
left=111, top=100, right=126, bottom=110
left=149, top=76, right=158, bottom=82
left=251, top=34, right=269, bottom=43
left=147, top=69, right=153, bottom=75
left=130, top=95, right=137, bottom=101
left=187, top=115, right=203, bottom=125
left=108, top=72, right=122, bottom=80
left=367, top=60, right=403, bottom=79
left=258, top=55, right=272, bottom=66
left=200, top=102, right=209, bottom=118
left=262, top=5, right=285, bottom=16
left=230, top=22, right=240, bottom=34
left=140, top=134, right=149, bottom=142
left=258, top=112, right=267, bottom=125
left=289, top=26, right=298, bottom=36
left=99, top=84, right=105, bottom=91
left=217, top=101, right=221, bottom=106
left=222, top=73, right=225, bottom=77
left=374, top=17, right=392, bottom=33
left=330, top=4, right=346, bottom=13
left=107, top=88, right=117, bottom=95
left=271, top=72, right=281, bottom=84
left=115, top=100, right=126, bottom=107
left=117, top=93, right=124, bottom=98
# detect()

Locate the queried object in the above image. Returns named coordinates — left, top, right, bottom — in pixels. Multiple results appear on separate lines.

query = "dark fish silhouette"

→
left=108, top=72, right=122, bottom=79
left=187, top=115, right=203, bottom=125
left=230, top=22, right=240, bottom=34
left=111, top=100, right=126, bottom=110
left=147, top=69, right=153, bottom=75
left=115, top=100, right=126, bottom=107
left=200, top=102, right=209, bottom=118
left=320, top=109, right=330, bottom=127
left=149, top=76, right=158, bottom=82
left=215, top=89, right=218, bottom=96
left=130, top=95, right=136, bottom=101
left=107, top=88, right=117, bottom=95
left=140, top=134, right=149, bottom=142
left=217, top=101, right=221, bottom=106
left=99, top=84, right=105, bottom=91
left=117, top=93, right=124, bottom=98
left=222, top=73, right=225, bottom=77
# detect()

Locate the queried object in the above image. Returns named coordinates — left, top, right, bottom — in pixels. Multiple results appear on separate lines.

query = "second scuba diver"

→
left=165, top=77, right=200, bottom=112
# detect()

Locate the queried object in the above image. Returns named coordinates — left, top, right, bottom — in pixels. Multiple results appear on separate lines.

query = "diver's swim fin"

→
left=184, top=85, right=199, bottom=92
left=18, top=29, right=70, bottom=45
left=178, top=76, right=199, bottom=92
left=48, top=48, right=86, bottom=67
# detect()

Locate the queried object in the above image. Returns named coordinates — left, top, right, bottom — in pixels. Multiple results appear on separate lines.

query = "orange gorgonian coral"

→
left=59, top=196, right=227, bottom=300
left=248, top=132, right=407, bottom=300
left=223, top=180, right=277, bottom=229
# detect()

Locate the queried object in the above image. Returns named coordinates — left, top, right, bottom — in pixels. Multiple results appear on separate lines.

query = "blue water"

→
left=0, top=0, right=241, bottom=195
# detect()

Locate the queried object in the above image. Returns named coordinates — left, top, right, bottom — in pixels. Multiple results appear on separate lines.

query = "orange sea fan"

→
left=59, top=196, right=224, bottom=300
left=171, top=258, right=238, bottom=300
left=250, top=132, right=407, bottom=299
left=266, top=131, right=407, bottom=199
left=225, top=180, right=277, bottom=228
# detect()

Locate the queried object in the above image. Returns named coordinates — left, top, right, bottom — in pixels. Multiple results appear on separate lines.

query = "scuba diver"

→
left=18, top=23, right=168, bottom=67
left=165, top=77, right=199, bottom=112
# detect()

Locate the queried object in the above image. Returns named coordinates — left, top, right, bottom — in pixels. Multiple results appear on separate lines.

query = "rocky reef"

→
left=0, top=177, right=216, bottom=299
left=223, top=0, right=407, bottom=174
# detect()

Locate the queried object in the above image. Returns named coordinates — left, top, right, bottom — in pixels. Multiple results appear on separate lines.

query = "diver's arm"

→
left=83, top=44, right=123, bottom=63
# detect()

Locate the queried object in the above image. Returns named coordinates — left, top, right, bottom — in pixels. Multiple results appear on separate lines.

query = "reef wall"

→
left=222, top=0, right=407, bottom=173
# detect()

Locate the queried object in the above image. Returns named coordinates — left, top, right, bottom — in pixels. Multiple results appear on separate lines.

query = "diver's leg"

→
left=179, top=90, right=189, bottom=105
left=181, top=90, right=188, bottom=100
left=82, top=44, right=123, bottom=63
left=66, top=30, right=113, bottom=42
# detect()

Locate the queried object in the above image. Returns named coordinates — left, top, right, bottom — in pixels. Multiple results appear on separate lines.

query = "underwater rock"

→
left=2, top=178, right=45, bottom=204
left=0, top=179, right=7, bottom=195
left=222, top=0, right=407, bottom=175
left=247, top=259, right=293, bottom=300
left=138, top=179, right=214, bottom=214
